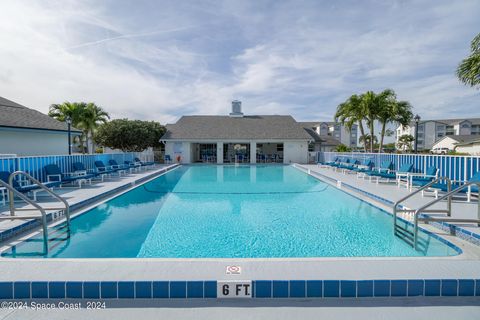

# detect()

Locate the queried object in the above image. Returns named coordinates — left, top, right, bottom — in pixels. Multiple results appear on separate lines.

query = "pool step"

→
left=394, top=224, right=428, bottom=253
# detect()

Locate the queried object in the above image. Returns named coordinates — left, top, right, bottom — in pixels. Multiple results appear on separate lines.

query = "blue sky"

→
left=0, top=0, right=479, bottom=125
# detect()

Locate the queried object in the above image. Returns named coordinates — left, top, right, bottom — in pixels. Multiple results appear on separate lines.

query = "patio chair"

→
left=72, top=162, right=106, bottom=182
left=339, top=159, right=360, bottom=174
left=44, top=164, right=94, bottom=188
left=374, top=163, right=413, bottom=184
left=421, top=171, right=479, bottom=201
left=361, top=161, right=393, bottom=180
left=351, top=160, right=373, bottom=177
left=333, top=158, right=350, bottom=171
left=134, top=157, right=155, bottom=169
left=0, top=171, right=61, bottom=201
left=398, top=166, right=438, bottom=190
left=164, top=155, right=172, bottom=164
left=124, top=160, right=142, bottom=172
left=95, top=161, right=122, bottom=177
left=108, top=160, right=130, bottom=174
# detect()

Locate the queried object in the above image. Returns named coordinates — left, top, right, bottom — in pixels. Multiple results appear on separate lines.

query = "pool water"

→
left=2, top=165, right=458, bottom=258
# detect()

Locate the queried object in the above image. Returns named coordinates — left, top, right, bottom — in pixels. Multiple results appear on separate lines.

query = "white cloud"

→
left=0, top=0, right=478, bottom=126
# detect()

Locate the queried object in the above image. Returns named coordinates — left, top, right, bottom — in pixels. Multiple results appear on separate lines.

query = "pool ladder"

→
left=0, top=171, right=70, bottom=254
left=393, top=176, right=480, bottom=250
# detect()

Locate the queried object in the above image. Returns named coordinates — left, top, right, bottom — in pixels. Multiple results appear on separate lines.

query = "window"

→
left=437, top=132, right=444, bottom=138
left=277, top=144, right=284, bottom=151
left=308, top=143, right=314, bottom=152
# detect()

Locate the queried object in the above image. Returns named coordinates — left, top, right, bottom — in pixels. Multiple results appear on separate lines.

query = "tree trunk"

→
left=378, top=122, right=386, bottom=153
left=358, top=121, right=367, bottom=152
left=369, top=121, right=375, bottom=153
left=90, top=130, right=96, bottom=154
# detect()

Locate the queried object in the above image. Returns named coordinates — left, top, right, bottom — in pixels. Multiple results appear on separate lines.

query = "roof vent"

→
left=229, top=100, right=244, bottom=117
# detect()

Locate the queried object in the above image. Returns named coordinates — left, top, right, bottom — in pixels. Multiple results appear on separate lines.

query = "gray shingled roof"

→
left=445, top=135, right=480, bottom=143
left=0, top=96, right=81, bottom=133
left=162, top=115, right=313, bottom=140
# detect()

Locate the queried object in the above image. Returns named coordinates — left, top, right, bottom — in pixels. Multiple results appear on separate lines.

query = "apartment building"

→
left=300, top=122, right=358, bottom=147
left=396, top=118, right=480, bottom=150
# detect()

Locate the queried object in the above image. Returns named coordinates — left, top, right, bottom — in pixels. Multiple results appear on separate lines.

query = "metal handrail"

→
left=393, top=177, right=452, bottom=250
left=413, top=180, right=480, bottom=249
left=0, top=180, right=49, bottom=254
left=393, top=176, right=452, bottom=228
left=8, top=171, right=70, bottom=227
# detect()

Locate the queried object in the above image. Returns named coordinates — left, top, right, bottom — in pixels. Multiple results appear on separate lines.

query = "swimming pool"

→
left=1, top=165, right=458, bottom=258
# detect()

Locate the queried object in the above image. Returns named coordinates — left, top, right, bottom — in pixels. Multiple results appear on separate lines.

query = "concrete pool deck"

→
left=0, top=163, right=479, bottom=304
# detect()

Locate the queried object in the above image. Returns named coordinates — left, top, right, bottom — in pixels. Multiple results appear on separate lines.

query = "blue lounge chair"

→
left=124, top=160, right=142, bottom=172
left=95, top=161, right=121, bottom=177
left=330, top=157, right=345, bottom=168
left=351, top=159, right=373, bottom=175
left=339, top=159, right=360, bottom=173
left=361, top=161, right=393, bottom=180
left=134, top=157, right=155, bottom=169
left=108, top=160, right=129, bottom=174
left=333, top=158, right=351, bottom=172
left=325, top=157, right=340, bottom=166
left=164, top=155, right=172, bottom=164
left=45, top=164, right=94, bottom=188
left=0, top=171, right=61, bottom=201
left=421, top=171, right=479, bottom=201
left=72, top=162, right=105, bottom=182
left=374, top=163, right=413, bottom=184
left=400, top=166, right=439, bottom=190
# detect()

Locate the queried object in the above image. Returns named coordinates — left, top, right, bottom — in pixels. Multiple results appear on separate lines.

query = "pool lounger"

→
left=108, top=160, right=131, bottom=175
left=0, top=171, right=61, bottom=201
left=360, top=161, right=392, bottom=181
left=95, top=161, right=123, bottom=178
left=72, top=162, right=107, bottom=182
left=45, top=164, right=94, bottom=188
left=134, top=157, right=156, bottom=169
left=398, top=166, right=439, bottom=191
left=373, top=163, right=413, bottom=184
left=418, top=171, right=480, bottom=202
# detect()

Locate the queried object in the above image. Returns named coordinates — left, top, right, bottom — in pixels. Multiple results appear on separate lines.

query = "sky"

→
left=0, top=0, right=479, bottom=126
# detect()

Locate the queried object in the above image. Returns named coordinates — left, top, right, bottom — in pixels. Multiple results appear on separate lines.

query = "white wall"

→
left=456, top=143, right=480, bottom=156
left=165, top=141, right=192, bottom=163
left=0, top=129, right=75, bottom=156
left=283, top=141, right=308, bottom=164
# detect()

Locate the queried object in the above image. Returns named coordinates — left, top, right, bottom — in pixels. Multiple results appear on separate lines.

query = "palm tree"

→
left=397, top=134, right=415, bottom=152
left=457, top=33, right=480, bottom=88
left=48, top=102, right=83, bottom=124
left=49, top=101, right=109, bottom=154
left=78, top=103, right=110, bottom=153
left=359, top=134, right=377, bottom=149
left=335, top=94, right=368, bottom=152
left=375, top=89, right=413, bottom=153
left=360, top=91, right=378, bottom=152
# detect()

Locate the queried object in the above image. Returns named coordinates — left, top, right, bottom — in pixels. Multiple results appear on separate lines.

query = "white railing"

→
left=0, top=151, right=154, bottom=182
left=317, top=151, right=480, bottom=182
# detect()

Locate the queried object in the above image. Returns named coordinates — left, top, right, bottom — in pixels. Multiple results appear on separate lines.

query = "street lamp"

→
left=414, top=114, right=421, bottom=154
left=66, top=116, right=72, bottom=155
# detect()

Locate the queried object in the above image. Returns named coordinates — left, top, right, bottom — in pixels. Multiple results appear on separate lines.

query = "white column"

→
left=217, top=142, right=223, bottom=164
left=250, top=142, right=256, bottom=164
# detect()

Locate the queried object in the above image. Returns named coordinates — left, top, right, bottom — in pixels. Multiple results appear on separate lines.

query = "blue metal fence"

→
left=318, top=152, right=480, bottom=182
left=0, top=153, right=146, bottom=182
